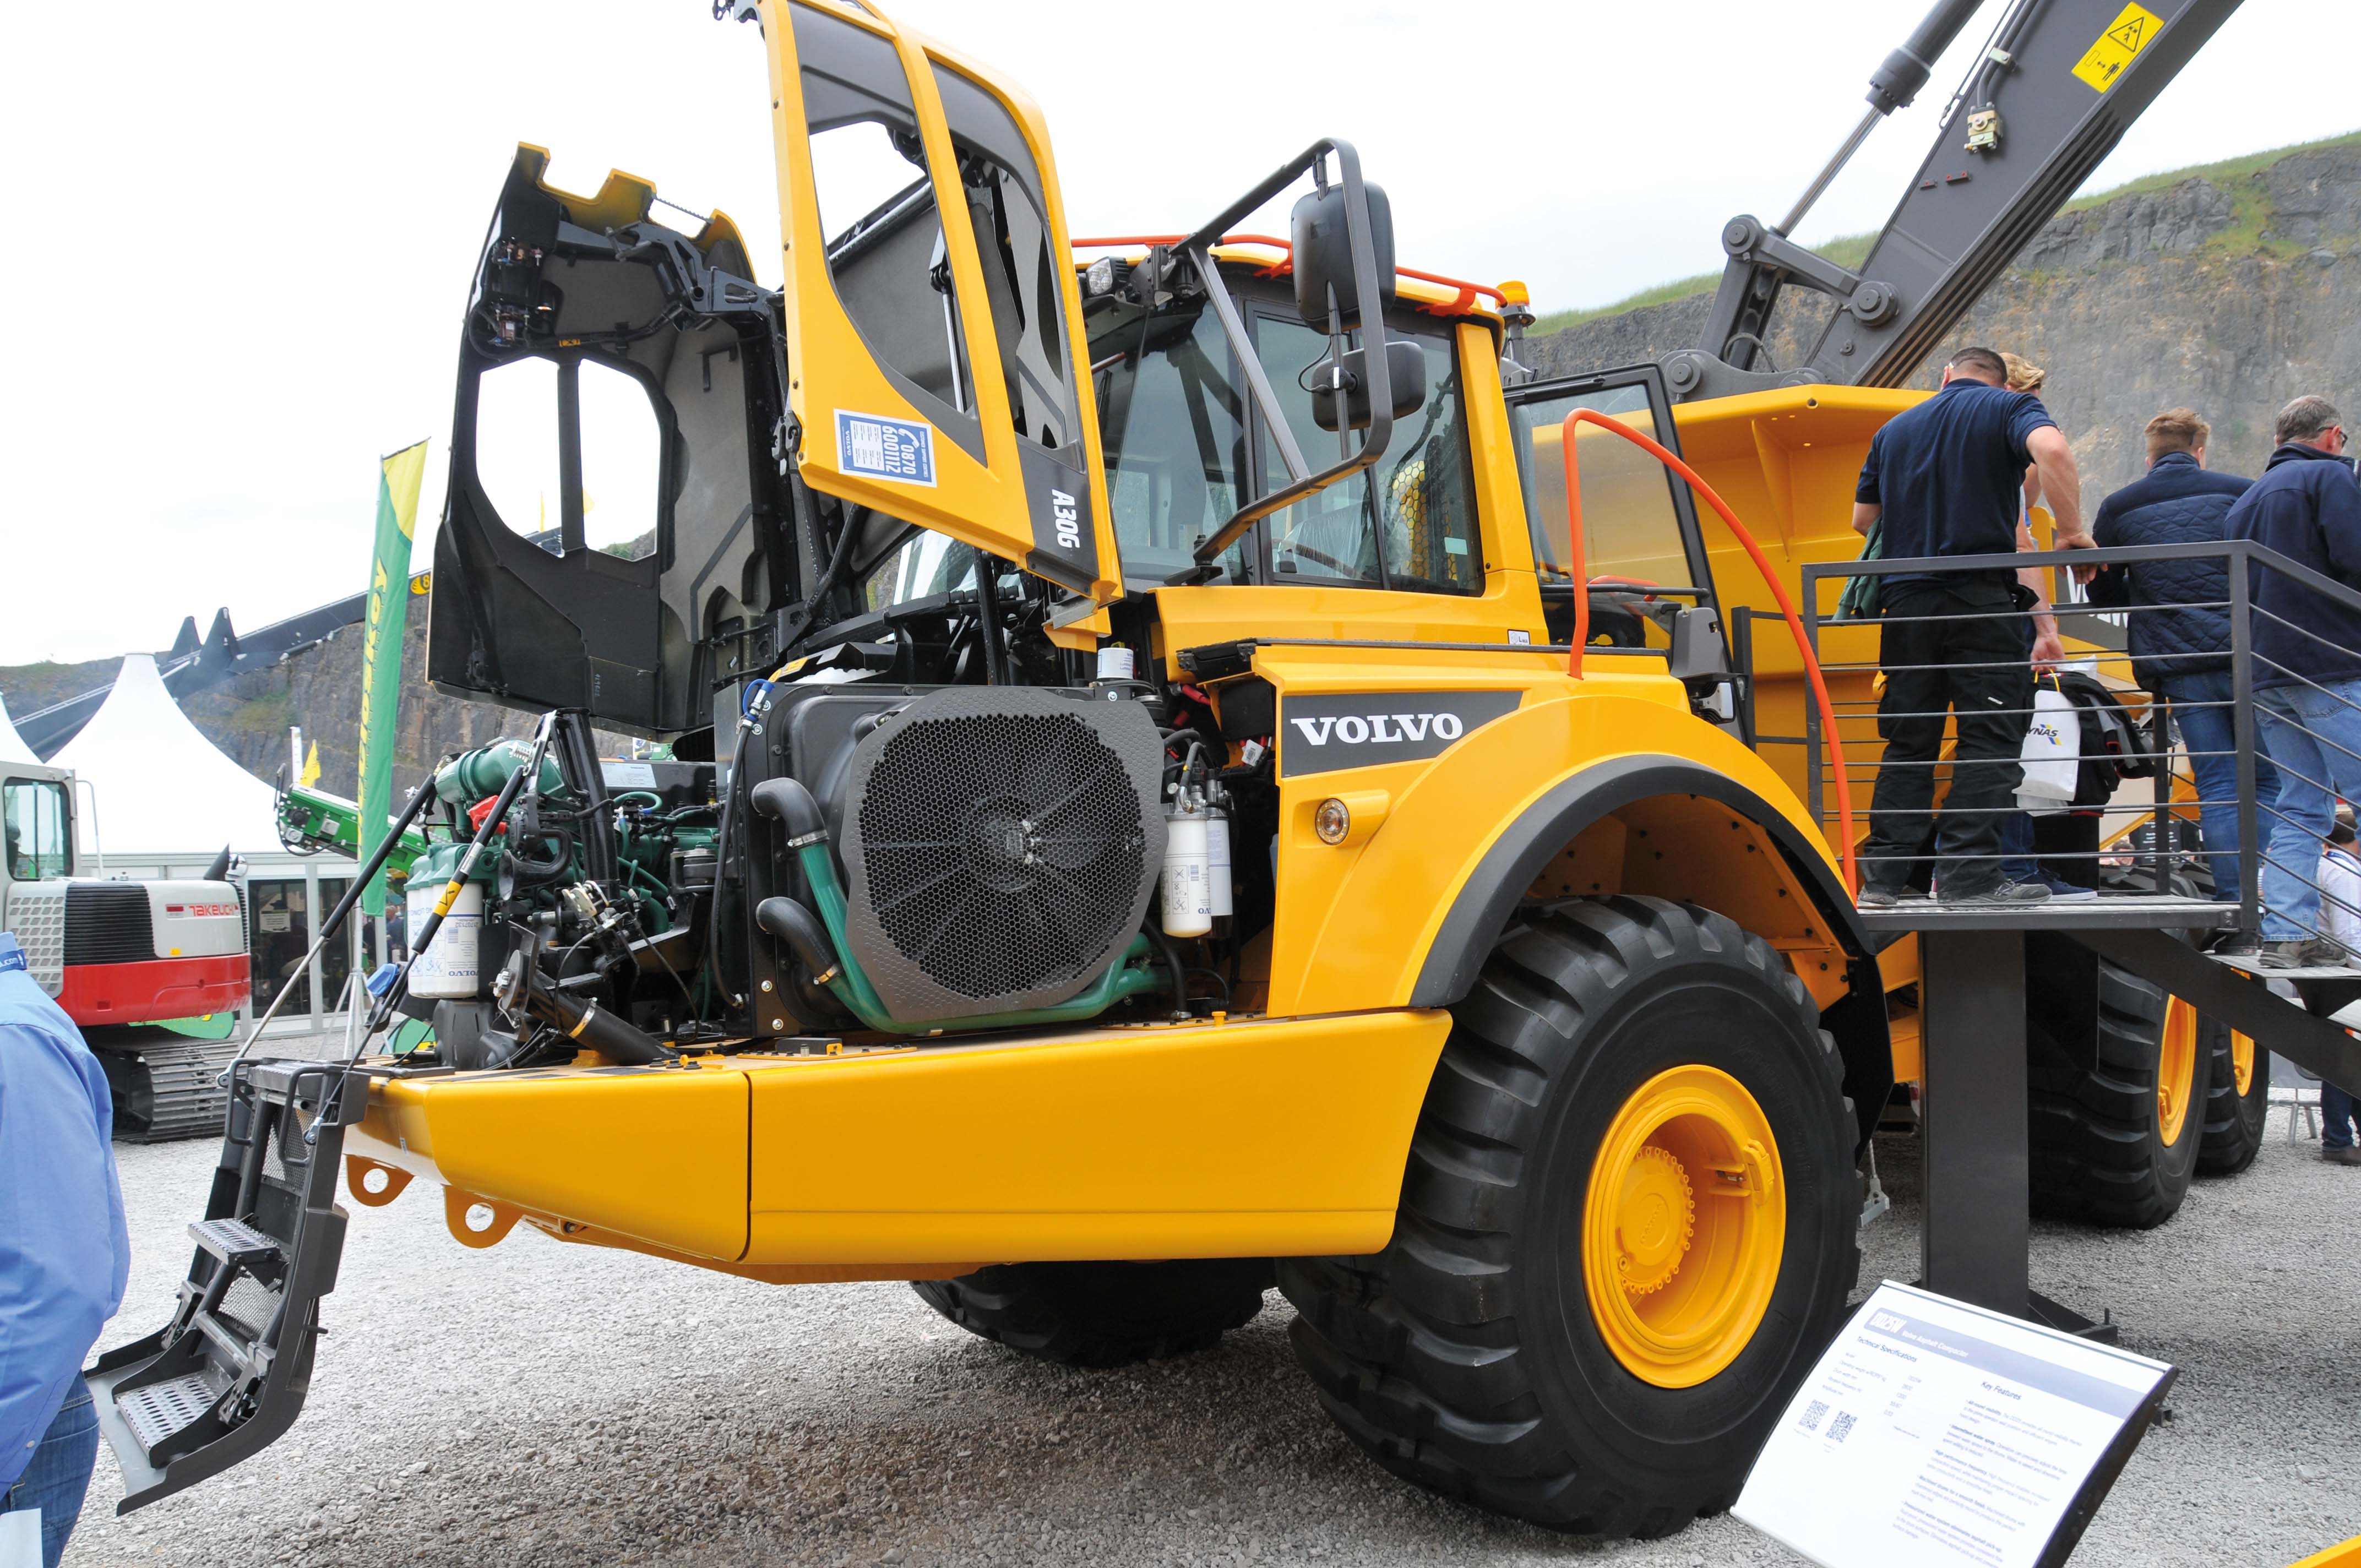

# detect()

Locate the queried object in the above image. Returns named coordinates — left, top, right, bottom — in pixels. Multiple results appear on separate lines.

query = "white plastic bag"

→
left=2016, top=683, right=2080, bottom=814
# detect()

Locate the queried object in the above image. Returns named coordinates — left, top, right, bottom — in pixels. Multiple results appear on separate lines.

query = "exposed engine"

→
left=399, top=652, right=1270, bottom=1070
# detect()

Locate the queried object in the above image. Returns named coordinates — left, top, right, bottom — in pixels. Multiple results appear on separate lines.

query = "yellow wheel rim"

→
left=2157, top=998, right=2202, bottom=1147
left=1583, top=1065, right=1785, bottom=1389
left=2232, top=1031, right=2256, bottom=1097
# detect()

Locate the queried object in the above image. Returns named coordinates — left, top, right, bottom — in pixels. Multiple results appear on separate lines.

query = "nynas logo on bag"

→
left=1279, top=690, right=1522, bottom=777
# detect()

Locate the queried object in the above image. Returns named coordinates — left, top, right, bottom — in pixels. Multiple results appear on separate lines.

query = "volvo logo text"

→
left=1289, top=712, right=1465, bottom=746
left=1277, top=690, right=1521, bottom=777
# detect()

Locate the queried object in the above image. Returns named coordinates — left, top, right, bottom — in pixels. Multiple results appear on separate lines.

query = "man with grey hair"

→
left=2226, top=394, right=2361, bottom=968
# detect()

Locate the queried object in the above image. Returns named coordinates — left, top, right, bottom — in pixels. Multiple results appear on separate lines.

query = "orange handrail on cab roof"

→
left=1067, top=234, right=1509, bottom=313
left=1559, top=407, right=1858, bottom=895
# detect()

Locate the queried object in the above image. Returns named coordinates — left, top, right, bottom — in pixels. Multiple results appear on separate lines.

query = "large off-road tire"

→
left=911, top=1259, right=1271, bottom=1369
left=2196, top=1014, right=2271, bottom=1176
left=1279, top=896, right=1859, bottom=1538
left=2026, top=951, right=2199, bottom=1227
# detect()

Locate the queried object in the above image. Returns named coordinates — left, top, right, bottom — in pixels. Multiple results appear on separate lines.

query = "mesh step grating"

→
left=189, top=1217, right=282, bottom=1266
left=218, top=1276, right=282, bottom=1340
left=116, top=1370, right=226, bottom=1455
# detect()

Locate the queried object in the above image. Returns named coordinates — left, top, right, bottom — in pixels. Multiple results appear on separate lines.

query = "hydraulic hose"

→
left=1145, top=923, right=1190, bottom=1020
left=498, top=971, right=671, bottom=1066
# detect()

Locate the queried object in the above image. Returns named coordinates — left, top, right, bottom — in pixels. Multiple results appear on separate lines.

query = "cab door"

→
left=1503, top=363, right=1718, bottom=648
left=755, top=0, right=1119, bottom=603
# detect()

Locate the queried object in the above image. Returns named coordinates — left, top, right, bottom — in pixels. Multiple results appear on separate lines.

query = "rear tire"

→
left=1278, top=896, right=1859, bottom=1537
left=2196, top=1016, right=2270, bottom=1176
left=2026, top=952, right=2199, bottom=1228
left=911, top=1259, right=1271, bottom=1369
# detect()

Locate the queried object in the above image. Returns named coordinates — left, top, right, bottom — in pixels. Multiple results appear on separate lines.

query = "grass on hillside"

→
left=1530, top=129, right=2359, bottom=334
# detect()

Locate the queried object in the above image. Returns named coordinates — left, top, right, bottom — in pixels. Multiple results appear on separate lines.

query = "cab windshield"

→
left=1089, top=276, right=1480, bottom=592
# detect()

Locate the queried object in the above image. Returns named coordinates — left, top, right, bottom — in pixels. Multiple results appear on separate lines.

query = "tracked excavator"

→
left=94, top=0, right=2292, bottom=1539
left=1, top=758, right=250, bottom=1138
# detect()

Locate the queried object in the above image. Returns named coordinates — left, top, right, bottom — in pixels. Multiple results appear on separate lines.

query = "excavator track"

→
left=91, top=1034, right=244, bottom=1143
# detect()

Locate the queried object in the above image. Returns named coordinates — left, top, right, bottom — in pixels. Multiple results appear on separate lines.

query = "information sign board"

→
left=1735, top=1282, right=2174, bottom=1568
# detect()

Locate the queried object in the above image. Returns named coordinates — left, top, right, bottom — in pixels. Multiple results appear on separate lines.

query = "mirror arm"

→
left=1180, top=138, right=1340, bottom=258
left=1334, top=139, right=1395, bottom=482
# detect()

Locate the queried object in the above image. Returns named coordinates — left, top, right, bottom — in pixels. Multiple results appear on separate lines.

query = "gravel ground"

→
left=67, top=1114, right=2360, bottom=1568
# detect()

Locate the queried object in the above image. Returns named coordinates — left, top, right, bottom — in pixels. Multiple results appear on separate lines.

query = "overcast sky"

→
left=1, top=0, right=2349, bottom=668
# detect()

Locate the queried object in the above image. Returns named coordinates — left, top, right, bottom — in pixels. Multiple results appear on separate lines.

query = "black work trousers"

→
left=1862, top=580, right=2034, bottom=895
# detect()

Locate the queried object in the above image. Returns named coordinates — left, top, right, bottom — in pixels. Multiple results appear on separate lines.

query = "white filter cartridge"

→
left=1096, top=645, right=1136, bottom=681
left=1204, top=809, right=1233, bottom=918
left=1161, top=806, right=1212, bottom=937
left=405, top=880, right=484, bottom=999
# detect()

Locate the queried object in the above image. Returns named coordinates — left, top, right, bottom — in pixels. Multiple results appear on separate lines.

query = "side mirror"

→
left=1291, top=181, right=1395, bottom=330
left=1310, top=339, right=1427, bottom=433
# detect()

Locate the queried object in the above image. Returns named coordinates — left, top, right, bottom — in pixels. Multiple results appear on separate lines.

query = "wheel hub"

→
left=2158, top=997, right=2200, bottom=1148
left=1614, top=1146, right=1694, bottom=1295
left=1582, top=1065, right=1787, bottom=1389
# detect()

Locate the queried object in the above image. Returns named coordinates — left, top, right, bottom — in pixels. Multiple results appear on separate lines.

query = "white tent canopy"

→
left=52, top=654, right=283, bottom=856
left=0, top=693, right=37, bottom=767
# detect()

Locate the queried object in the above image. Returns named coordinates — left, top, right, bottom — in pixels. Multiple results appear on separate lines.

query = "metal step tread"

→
left=2212, top=952, right=2361, bottom=981
left=189, top=1217, right=282, bottom=1265
left=1859, top=894, right=2237, bottom=932
left=116, top=1369, right=226, bottom=1455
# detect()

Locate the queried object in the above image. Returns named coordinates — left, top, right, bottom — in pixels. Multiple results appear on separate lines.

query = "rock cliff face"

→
left=1519, top=141, right=2360, bottom=496
left=6, top=143, right=2354, bottom=791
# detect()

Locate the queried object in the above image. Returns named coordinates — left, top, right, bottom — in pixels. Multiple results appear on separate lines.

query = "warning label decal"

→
left=2072, top=2, right=2162, bottom=92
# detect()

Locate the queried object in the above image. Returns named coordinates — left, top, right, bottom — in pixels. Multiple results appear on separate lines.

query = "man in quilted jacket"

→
left=2087, top=409, right=2271, bottom=910
left=2228, top=395, right=2361, bottom=968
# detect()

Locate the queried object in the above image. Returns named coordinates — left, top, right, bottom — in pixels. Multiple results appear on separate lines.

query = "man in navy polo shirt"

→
left=1853, top=346, right=2096, bottom=905
left=1, top=929, right=130, bottom=1567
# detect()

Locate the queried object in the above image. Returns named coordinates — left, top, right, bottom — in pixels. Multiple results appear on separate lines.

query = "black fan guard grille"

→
left=840, top=688, right=1165, bottom=1023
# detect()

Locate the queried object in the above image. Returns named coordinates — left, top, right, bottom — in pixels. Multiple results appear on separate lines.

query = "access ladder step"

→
left=188, top=1217, right=283, bottom=1268
left=115, top=1369, right=229, bottom=1455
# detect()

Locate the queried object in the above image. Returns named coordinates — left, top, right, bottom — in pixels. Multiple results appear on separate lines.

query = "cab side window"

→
left=3, top=778, right=70, bottom=881
left=1255, top=314, right=1481, bottom=595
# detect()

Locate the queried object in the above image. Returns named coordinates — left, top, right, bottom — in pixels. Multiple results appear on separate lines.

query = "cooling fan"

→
left=838, top=687, right=1166, bottom=1023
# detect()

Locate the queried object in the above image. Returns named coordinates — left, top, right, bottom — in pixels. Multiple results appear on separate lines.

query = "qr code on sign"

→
left=1829, top=1411, right=1858, bottom=1443
left=1799, top=1400, right=1829, bottom=1432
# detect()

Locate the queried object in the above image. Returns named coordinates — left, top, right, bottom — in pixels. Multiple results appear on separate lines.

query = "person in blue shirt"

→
left=2225, top=395, right=2361, bottom=970
left=2086, top=408, right=2272, bottom=916
left=1852, top=346, right=2096, bottom=906
left=0, top=930, right=130, bottom=1568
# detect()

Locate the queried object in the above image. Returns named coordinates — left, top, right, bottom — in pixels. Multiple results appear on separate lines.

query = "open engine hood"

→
left=427, top=146, right=795, bottom=735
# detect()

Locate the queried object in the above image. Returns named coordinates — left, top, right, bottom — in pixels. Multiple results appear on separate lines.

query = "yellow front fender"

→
left=1272, top=678, right=1851, bottom=1017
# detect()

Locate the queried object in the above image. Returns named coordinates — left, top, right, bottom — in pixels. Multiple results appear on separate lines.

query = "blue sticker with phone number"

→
left=836, top=411, right=937, bottom=487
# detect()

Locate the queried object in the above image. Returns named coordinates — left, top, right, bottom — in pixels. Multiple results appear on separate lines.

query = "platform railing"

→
left=1793, top=538, right=2361, bottom=953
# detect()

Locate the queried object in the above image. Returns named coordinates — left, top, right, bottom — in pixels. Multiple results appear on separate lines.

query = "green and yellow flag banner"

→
left=358, top=440, right=429, bottom=917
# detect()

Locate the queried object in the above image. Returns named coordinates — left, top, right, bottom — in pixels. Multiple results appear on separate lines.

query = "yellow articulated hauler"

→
left=84, top=0, right=2248, bottom=1542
